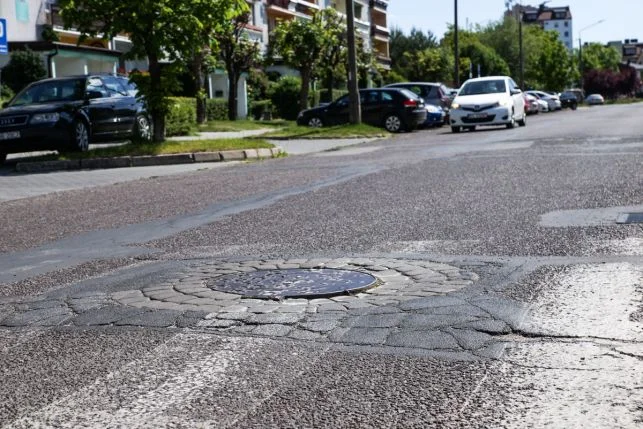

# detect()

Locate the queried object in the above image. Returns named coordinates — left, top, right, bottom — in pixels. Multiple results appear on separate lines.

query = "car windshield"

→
left=459, top=80, right=506, bottom=96
left=9, top=79, right=86, bottom=107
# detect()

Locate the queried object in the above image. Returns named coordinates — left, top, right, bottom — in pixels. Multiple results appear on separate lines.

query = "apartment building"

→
left=522, top=4, right=573, bottom=51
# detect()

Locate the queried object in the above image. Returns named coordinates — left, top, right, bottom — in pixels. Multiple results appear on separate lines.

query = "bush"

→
left=1, top=85, right=14, bottom=104
left=269, top=76, right=301, bottom=120
left=2, top=49, right=47, bottom=93
left=166, top=97, right=196, bottom=136
left=250, top=99, right=273, bottom=120
left=205, top=98, right=228, bottom=121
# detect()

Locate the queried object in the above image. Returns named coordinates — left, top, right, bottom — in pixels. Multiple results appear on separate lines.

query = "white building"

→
left=522, top=5, right=573, bottom=51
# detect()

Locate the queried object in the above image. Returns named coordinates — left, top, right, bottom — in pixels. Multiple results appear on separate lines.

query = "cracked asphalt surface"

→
left=0, top=105, right=641, bottom=427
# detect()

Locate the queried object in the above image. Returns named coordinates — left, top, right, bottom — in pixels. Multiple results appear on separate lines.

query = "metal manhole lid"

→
left=207, top=268, right=378, bottom=300
left=616, top=212, right=643, bottom=224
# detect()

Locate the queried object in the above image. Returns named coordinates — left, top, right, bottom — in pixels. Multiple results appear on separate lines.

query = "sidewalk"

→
left=7, top=130, right=382, bottom=173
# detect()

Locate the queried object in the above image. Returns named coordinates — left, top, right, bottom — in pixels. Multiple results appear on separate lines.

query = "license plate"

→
left=0, top=131, right=20, bottom=140
left=468, top=113, right=488, bottom=119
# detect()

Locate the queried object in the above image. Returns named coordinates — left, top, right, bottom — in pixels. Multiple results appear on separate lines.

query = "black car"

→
left=0, top=75, right=151, bottom=162
left=559, top=91, right=578, bottom=110
left=296, top=88, right=427, bottom=133
left=384, top=82, right=452, bottom=112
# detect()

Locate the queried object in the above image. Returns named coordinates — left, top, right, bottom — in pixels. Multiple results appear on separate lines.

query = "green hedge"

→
left=269, top=76, right=301, bottom=120
left=250, top=99, right=273, bottom=120
left=166, top=97, right=196, bottom=136
left=206, top=98, right=228, bottom=121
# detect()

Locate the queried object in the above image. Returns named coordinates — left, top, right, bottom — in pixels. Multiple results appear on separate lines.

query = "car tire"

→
left=133, top=114, right=152, bottom=142
left=384, top=114, right=404, bottom=133
left=451, top=126, right=461, bottom=133
left=72, top=120, right=90, bottom=152
left=506, top=114, right=516, bottom=129
left=465, top=126, right=476, bottom=132
left=307, top=116, right=324, bottom=128
left=571, top=103, right=577, bottom=111
left=518, top=113, right=527, bottom=127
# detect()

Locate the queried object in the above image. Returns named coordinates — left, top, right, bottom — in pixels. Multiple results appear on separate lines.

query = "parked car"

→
left=384, top=82, right=452, bottom=123
left=526, top=90, right=561, bottom=111
left=524, top=93, right=541, bottom=115
left=0, top=75, right=150, bottom=163
left=422, top=104, right=446, bottom=128
left=449, top=76, right=527, bottom=132
left=559, top=91, right=578, bottom=110
left=586, top=94, right=605, bottom=105
left=565, top=88, right=585, bottom=103
left=296, top=88, right=427, bottom=133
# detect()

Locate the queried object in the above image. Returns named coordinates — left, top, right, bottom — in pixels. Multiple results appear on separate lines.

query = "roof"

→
left=463, top=76, right=513, bottom=82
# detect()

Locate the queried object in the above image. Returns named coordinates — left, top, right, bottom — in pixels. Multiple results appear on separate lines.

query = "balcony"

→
left=267, top=0, right=318, bottom=20
left=370, top=0, right=388, bottom=13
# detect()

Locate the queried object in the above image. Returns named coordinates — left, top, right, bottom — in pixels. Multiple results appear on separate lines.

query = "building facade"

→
left=521, top=4, right=573, bottom=51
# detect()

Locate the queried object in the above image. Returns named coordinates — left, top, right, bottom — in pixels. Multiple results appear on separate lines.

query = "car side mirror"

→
left=86, top=90, right=103, bottom=100
left=511, top=89, right=522, bottom=95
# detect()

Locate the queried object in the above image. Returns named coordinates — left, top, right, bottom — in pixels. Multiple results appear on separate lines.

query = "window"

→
left=354, top=3, right=363, bottom=20
left=361, top=91, right=380, bottom=105
left=564, top=31, right=569, bottom=37
left=564, top=21, right=569, bottom=27
left=381, top=91, right=394, bottom=104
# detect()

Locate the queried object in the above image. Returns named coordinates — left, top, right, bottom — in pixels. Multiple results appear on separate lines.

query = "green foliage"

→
left=1, top=85, right=15, bottom=103
left=206, top=98, right=229, bottom=121
left=268, top=76, right=301, bottom=120
left=390, top=27, right=439, bottom=78
left=581, top=43, right=621, bottom=72
left=1, top=49, right=47, bottom=93
left=166, top=97, right=196, bottom=136
left=250, top=100, right=273, bottom=120
left=383, top=70, right=408, bottom=85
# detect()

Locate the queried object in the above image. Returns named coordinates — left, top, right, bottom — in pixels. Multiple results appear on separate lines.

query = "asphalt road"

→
left=0, top=105, right=641, bottom=428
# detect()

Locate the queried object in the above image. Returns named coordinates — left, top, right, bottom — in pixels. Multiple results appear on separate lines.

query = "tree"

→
left=59, top=0, right=240, bottom=141
left=317, top=8, right=348, bottom=103
left=270, top=15, right=325, bottom=111
left=1, top=49, right=47, bottom=93
left=216, top=5, right=262, bottom=120
left=580, top=43, right=621, bottom=72
left=390, top=27, right=439, bottom=80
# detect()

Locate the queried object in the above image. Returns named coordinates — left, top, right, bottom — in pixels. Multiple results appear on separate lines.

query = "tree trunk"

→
left=227, top=66, right=239, bottom=121
left=300, top=68, right=311, bottom=112
left=148, top=55, right=165, bottom=142
left=324, top=72, right=335, bottom=103
left=193, top=53, right=207, bottom=124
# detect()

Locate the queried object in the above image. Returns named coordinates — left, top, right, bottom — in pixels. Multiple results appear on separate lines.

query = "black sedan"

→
left=0, top=75, right=151, bottom=162
left=559, top=91, right=578, bottom=110
left=296, top=88, right=427, bottom=133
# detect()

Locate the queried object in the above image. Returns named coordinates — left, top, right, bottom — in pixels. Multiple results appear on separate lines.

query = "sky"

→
left=388, top=0, right=643, bottom=46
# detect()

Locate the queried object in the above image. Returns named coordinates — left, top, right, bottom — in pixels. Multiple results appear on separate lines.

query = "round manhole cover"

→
left=207, top=268, right=379, bottom=300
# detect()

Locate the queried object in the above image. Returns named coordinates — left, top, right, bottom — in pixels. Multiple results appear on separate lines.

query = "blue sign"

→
left=0, top=19, right=7, bottom=55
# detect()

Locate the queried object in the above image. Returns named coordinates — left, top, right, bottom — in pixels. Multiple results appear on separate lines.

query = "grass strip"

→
left=260, top=123, right=388, bottom=139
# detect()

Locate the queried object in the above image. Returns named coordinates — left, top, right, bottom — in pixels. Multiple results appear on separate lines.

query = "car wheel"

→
left=133, top=115, right=152, bottom=142
left=307, top=116, right=324, bottom=128
left=73, top=120, right=89, bottom=152
left=518, top=113, right=527, bottom=127
left=506, top=113, right=516, bottom=129
left=465, top=126, right=476, bottom=132
left=451, top=126, right=461, bottom=133
left=384, top=114, right=403, bottom=133
left=571, top=103, right=577, bottom=111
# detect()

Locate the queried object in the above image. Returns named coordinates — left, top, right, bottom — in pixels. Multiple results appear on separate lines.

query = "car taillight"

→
left=403, top=99, right=417, bottom=107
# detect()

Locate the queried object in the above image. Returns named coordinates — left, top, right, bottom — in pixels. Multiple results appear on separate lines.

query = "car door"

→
left=84, top=77, right=118, bottom=138
left=508, top=79, right=524, bottom=117
left=325, top=95, right=350, bottom=125
left=360, top=90, right=382, bottom=126
left=102, top=76, right=137, bottom=135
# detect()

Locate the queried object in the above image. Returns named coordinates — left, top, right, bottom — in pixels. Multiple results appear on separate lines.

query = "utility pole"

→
left=519, top=5, right=524, bottom=89
left=454, top=0, right=459, bottom=87
left=346, top=0, right=361, bottom=124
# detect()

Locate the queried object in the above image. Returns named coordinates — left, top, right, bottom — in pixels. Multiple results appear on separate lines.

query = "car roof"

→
left=386, top=82, right=444, bottom=87
left=463, top=76, right=510, bottom=83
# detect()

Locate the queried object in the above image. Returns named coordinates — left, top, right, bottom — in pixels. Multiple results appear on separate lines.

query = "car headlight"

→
left=450, top=102, right=460, bottom=110
left=30, top=113, right=60, bottom=124
left=426, top=105, right=441, bottom=113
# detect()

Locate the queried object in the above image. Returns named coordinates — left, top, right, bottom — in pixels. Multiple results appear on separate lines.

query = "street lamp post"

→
left=454, top=0, right=459, bottom=88
left=578, top=19, right=605, bottom=80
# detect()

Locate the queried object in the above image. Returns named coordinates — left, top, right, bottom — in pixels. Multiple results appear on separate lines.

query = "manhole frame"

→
left=616, top=212, right=643, bottom=224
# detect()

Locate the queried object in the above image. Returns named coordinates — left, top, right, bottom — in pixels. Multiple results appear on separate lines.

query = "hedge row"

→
left=165, top=97, right=229, bottom=136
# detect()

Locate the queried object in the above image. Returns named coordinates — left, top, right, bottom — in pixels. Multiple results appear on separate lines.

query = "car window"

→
left=381, top=91, right=396, bottom=104
left=398, top=88, right=420, bottom=101
left=427, top=86, right=438, bottom=98
left=460, top=80, right=507, bottom=95
left=117, top=77, right=139, bottom=96
left=86, top=77, right=110, bottom=98
left=334, top=95, right=349, bottom=108
left=9, top=79, right=86, bottom=106
left=361, top=91, right=380, bottom=105
left=101, top=76, right=128, bottom=96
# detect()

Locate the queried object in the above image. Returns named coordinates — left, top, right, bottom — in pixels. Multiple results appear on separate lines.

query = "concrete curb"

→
left=14, top=147, right=284, bottom=173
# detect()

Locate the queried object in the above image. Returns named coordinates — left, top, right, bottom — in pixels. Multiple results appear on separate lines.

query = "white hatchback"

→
left=449, top=76, right=527, bottom=133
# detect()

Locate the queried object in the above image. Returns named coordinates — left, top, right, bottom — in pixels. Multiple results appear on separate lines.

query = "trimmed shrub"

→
left=205, top=98, right=228, bottom=121
left=269, top=76, right=301, bottom=120
left=250, top=99, right=273, bottom=120
left=166, top=97, right=196, bottom=136
left=2, top=49, right=47, bottom=93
